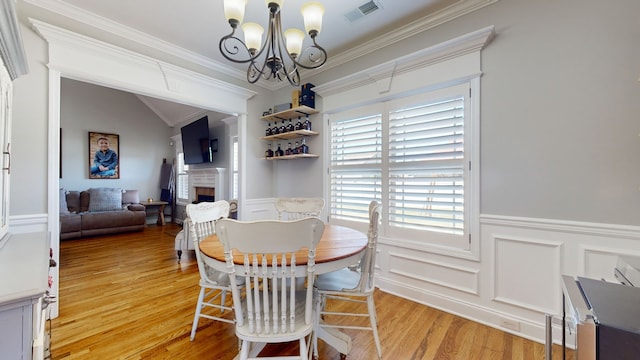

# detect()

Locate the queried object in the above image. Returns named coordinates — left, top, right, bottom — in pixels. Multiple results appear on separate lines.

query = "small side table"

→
left=140, top=201, right=169, bottom=226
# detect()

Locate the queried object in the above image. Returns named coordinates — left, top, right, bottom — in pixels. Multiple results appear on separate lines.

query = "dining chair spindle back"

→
left=215, top=217, right=325, bottom=360
left=274, top=197, right=325, bottom=220
left=186, top=200, right=234, bottom=341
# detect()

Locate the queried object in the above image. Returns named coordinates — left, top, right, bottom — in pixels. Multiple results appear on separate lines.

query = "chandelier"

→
left=220, top=0, right=327, bottom=86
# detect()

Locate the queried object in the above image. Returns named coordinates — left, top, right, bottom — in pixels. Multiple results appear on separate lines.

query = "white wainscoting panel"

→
left=376, top=214, right=640, bottom=346
left=387, top=250, right=479, bottom=295
left=492, top=235, right=562, bottom=314
left=580, top=245, right=640, bottom=281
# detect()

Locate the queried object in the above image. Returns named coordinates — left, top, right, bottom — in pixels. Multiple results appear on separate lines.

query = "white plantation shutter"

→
left=330, top=113, right=382, bottom=223
left=388, top=97, right=465, bottom=235
left=329, top=83, right=473, bottom=249
left=177, top=152, right=189, bottom=202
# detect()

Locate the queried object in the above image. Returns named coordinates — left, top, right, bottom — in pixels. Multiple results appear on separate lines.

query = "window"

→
left=176, top=152, right=189, bottom=203
left=329, top=84, right=473, bottom=250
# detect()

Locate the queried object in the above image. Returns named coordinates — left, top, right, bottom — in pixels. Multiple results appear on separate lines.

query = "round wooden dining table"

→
left=198, top=223, right=368, bottom=274
left=198, top=223, right=367, bottom=359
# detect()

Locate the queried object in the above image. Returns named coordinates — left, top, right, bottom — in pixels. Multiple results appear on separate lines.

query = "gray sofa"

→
left=60, top=188, right=147, bottom=240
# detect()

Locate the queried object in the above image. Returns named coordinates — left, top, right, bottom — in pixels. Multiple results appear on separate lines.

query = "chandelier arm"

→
left=292, top=34, right=328, bottom=70
left=219, top=25, right=253, bottom=64
left=272, top=10, right=300, bottom=86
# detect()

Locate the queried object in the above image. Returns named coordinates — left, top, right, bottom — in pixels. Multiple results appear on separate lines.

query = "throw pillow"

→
left=59, top=188, right=69, bottom=214
left=88, top=187, right=123, bottom=212
left=122, top=189, right=140, bottom=207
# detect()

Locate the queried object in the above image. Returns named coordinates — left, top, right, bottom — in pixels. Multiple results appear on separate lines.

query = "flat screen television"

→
left=181, top=116, right=212, bottom=164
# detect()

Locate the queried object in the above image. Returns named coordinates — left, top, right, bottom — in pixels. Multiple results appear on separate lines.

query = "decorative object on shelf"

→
left=265, top=143, right=274, bottom=158
left=303, top=115, right=312, bottom=131
left=275, top=143, right=284, bottom=157
left=220, top=0, right=327, bottom=86
left=300, top=82, right=316, bottom=107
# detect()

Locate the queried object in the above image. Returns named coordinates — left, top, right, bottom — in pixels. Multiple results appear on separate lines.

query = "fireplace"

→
left=194, top=186, right=215, bottom=203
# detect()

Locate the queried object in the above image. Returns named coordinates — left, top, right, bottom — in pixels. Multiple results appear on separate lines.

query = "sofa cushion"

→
left=60, top=188, right=69, bottom=214
left=127, top=203, right=145, bottom=211
left=88, top=187, right=123, bottom=212
left=66, top=191, right=81, bottom=213
left=79, top=191, right=90, bottom=212
left=82, top=210, right=146, bottom=229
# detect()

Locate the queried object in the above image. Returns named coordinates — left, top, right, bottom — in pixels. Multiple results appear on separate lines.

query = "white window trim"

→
left=171, top=135, right=190, bottom=206
left=316, top=26, right=493, bottom=260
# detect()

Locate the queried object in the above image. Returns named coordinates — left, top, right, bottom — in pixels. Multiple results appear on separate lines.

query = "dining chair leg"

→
left=239, top=340, right=250, bottom=360
left=299, top=337, right=308, bottom=360
left=312, top=292, right=323, bottom=360
left=367, top=294, right=382, bottom=359
left=190, top=287, right=205, bottom=341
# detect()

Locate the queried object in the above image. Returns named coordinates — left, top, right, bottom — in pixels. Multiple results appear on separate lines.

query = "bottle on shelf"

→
left=303, top=115, right=312, bottom=131
left=265, top=143, right=274, bottom=158
left=300, top=138, right=309, bottom=154
left=293, top=141, right=300, bottom=154
left=266, top=122, right=272, bottom=136
left=272, top=122, right=280, bottom=135
left=278, top=120, right=286, bottom=134
left=285, top=142, right=293, bottom=156
left=295, top=116, right=303, bottom=131
left=286, top=119, right=294, bottom=132
left=275, top=143, right=284, bottom=157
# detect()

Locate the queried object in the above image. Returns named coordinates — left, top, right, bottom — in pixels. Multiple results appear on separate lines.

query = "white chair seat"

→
left=316, top=268, right=362, bottom=293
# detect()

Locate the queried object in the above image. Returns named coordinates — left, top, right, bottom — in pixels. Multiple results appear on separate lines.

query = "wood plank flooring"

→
left=50, top=224, right=573, bottom=359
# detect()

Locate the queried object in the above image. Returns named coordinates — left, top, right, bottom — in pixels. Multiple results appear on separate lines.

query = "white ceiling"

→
left=23, top=0, right=490, bottom=126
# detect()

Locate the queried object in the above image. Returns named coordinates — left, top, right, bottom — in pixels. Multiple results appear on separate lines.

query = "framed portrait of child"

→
left=88, top=131, right=120, bottom=179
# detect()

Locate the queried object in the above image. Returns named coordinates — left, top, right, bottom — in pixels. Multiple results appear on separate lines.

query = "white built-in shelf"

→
left=264, top=153, right=319, bottom=160
left=261, top=105, right=318, bottom=121
left=261, top=129, right=318, bottom=141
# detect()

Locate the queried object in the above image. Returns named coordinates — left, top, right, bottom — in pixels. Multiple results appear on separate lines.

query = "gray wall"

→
left=60, top=79, right=174, bottom=200
left=305, top=0, right=640, bottom=226
left=10, top=0, right=640, bottom=228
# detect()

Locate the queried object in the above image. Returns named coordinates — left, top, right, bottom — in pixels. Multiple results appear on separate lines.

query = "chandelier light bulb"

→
left=265, top=0, right=284, bottom=8
left=223, top=0, right=247, bottom=24
left=242, top=22, right=264, bottom=53
left=284, top=28, right=305, bottom=57
left=301, top=1, right=324, bottom=35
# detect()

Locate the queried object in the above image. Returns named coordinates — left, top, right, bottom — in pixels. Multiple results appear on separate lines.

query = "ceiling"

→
left=23, top=0, right=490, bottom=126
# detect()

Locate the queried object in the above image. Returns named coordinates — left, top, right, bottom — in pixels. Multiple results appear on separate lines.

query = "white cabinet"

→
left=0, top=232, right=49, bottom=360
left=0, top=54, right=12, bottom=241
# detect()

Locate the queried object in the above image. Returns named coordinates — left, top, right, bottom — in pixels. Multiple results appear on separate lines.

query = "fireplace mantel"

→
left=187, top=167, right=226, bottom=203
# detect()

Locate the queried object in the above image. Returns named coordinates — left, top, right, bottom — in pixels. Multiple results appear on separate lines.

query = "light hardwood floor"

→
left=50, top=224, right=573, bottom=359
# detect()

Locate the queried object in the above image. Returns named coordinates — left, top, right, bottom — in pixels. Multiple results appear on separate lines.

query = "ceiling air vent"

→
left=344, top=0, right=383, bottom=23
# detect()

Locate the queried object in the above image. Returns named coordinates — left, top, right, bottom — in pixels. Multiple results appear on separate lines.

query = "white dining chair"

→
left=313, top=200, right=382, bottom=359
left=274, top=197, right=325, bottom=220
left=215, top=217, right=325, bottom=360
left=187, top=200, right=234, bottom=341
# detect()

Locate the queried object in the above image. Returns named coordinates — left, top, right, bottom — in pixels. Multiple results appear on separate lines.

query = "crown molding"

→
left=305, top=0, right=499, bottom=78
left=23, top=0, right=246, bottom=80
left=23, top=0, right=498, bottom=91
left=0, top=0, right=29, bottom=79
left=31, top=19, right=256, bottom=113
left=313, top=25, right=495, bottom=98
